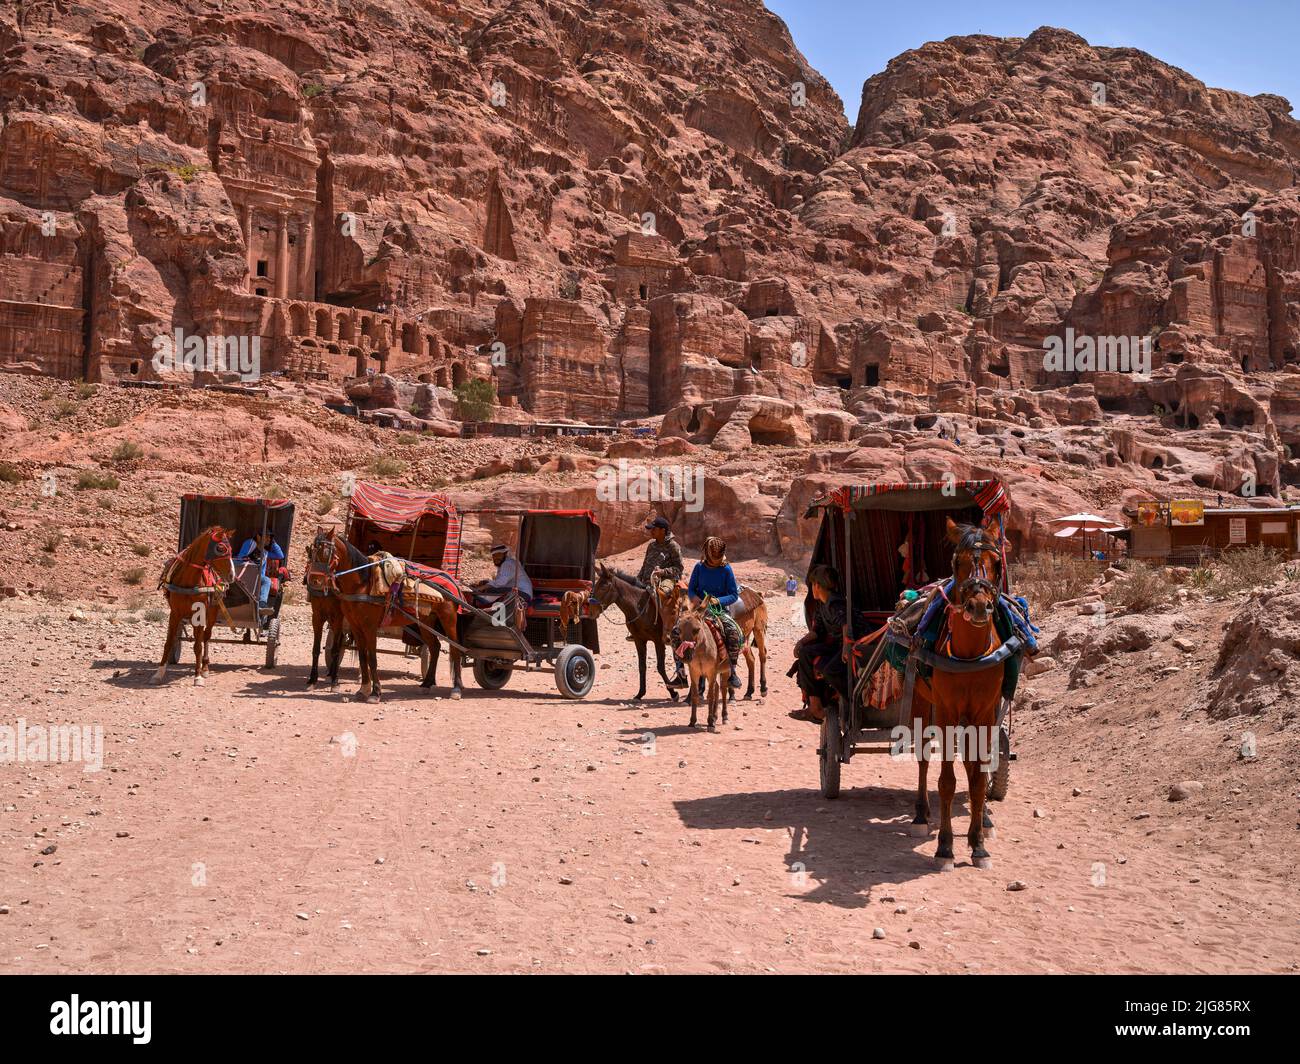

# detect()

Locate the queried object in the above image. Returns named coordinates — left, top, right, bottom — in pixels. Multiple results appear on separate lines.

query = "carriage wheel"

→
left=554, top=644, right=595, bottom=699
left=819, top=707, right=842, bottom=799
left=473, top=658, right=513, bottom=690
left=987, top=725, right=1011, bottom=801
left=263, top=617, right=281, bottom=669
left=170, top=624, right=187, bottom=665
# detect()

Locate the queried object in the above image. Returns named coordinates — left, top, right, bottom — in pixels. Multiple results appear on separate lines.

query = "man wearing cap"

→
left=636, top=516, right=683, bottom=587
left=637, top=516, right=686, bottom=686
left=475, top=543, right=534, bottom=620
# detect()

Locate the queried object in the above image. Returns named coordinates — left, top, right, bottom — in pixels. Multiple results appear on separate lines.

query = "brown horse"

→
left=591, top=564, right=678, bottom=701
left=155, top=525, right=236, bottom=686
left=308, top=529, right=462, bottom=703
left=661, top=581, right=769, bottom=698
left=675, top=603, right=731, bottom=730
left=304, top=532, right=349, bottom=689
left=911, top=518, right=1004, bottom=870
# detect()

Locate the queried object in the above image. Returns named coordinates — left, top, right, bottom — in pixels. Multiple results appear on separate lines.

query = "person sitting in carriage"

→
left=683, top=536, right=744, bottom=691
left=789, top=564, right=849, bottom=724
left=473, top=543, right=534, bottom=624
left=234, top=530, right=286, bottom=610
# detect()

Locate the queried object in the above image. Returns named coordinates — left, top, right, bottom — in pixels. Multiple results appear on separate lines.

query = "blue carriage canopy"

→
left=178, top=494, right=295, bottom=555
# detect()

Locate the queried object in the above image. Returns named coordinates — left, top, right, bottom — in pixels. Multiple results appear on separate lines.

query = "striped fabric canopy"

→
left=347, top=481, right=462, bottom=577
left=822, top=479, right=1010, bottom=518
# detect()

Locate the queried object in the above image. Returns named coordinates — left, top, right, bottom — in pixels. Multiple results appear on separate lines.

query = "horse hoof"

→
left=908, top=822, right=930, bottom=837
left=935, top=857, right=955, bottom=873
left=450, top=690, right=462, bottom=700
left=973, top=856, right=993, bottom=870
left=193, top=676, right=204, bottom=687
left=707, top=724, right=717, bottom=733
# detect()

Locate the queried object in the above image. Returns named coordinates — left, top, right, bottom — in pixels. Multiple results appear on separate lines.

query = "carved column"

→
left=241, top=203, right=254, bottom=291
left=275, top=212, right=290, bottom=299
left=299, top=217, right=315, bottom=302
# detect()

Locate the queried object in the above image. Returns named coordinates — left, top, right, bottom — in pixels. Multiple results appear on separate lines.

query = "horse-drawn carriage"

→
left=804, top=479, right=1027, bottom=801
left=168, top=493, right=295, bottom=668
left=340, top=480, right=463, bottom=660
left=452, top=509, right=602, bottom=699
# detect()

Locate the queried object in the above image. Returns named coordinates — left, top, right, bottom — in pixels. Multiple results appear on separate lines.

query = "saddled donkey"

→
left=310, top=530, right=462, bottom=703
left=304, top=530, right=350, bottom=689
left=591, top=564, right=678, bottom=702
left=674, top=602, right=731, bottom=730
left=155, top=525, right=236, bottom=685
left=660, top=581, right=769, bottom=698
left=911, top=518, right=1003, bottom=868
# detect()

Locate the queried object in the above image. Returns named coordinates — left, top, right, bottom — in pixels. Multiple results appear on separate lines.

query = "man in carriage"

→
left=234, top=529, right=287, bottom=610
left=472, top=542, right=534, bottom=626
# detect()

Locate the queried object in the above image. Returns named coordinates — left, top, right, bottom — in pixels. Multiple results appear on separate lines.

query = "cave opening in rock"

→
left=1165, top=352, right=1183, bottom=364
left=1149, top=455, right=1164, bottom=469
left=1214, top=411, right=1226, bottom=426
left=835, top=375, right=852, bottom=389
left=639, top=284, right=648, bottom=300
left=1185, top=413, right=1200, bottom=429
left=865, top=364, right=880, bottom=386
left=129, top=361, right=139, bottom=375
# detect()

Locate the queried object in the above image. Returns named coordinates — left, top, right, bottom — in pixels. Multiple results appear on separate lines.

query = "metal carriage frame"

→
left=803, top=480, right=1018, bottom=800
left=170, top=493, right=296, bottom=668
left=444, top=508, right=603, bottom=699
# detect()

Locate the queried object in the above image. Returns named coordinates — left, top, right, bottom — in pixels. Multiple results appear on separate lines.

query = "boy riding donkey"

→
left=682, top=536, right=745, bottom=692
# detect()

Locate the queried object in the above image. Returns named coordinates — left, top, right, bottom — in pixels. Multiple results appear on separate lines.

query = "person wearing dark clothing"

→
left=790, top=564, right=848, bottom=724
left=636, top=516, right=684, bottom=586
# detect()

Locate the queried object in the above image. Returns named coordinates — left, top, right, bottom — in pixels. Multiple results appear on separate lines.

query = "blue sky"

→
left=766, top=0, right=1300, bottom=124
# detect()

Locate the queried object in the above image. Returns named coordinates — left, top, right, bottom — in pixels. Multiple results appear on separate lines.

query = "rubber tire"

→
left=473, top=657, right=513, bottom=690
left=554, top=644, right=595, bottom=700
left=263, top=617, right=280, bottom=669
left=987, top=726, right=1011, bottom=801
left=819, top=707, right=842, bottom=799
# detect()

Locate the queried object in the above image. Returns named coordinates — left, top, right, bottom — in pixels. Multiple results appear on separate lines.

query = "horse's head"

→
left=305, top=527, right=343, bottom=592
left=591, top=563, right=620, bottom=608
left=200, top=526, right=237, bottom=584
left=951, top=572, right=999, bottom=629
left=946, top=517, right=1001, bottom=591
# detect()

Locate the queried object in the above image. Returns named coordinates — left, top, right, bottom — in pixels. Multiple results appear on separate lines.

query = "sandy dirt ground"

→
left=2, top=561, right=1298, bottom=975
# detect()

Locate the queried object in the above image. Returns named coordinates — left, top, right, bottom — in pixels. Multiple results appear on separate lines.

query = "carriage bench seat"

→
left=526, top=578, right=595, bottom=619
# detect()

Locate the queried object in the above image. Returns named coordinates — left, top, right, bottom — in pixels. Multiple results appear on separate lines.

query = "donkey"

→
left=304, top=531, right=349, bottom=689
left=911, top=518, right=1004, bottom=870
left=660, top=581, right=769, bottom=698
left=675, top=603, right=731, bottom=730
left=155, top=525, right=236, bottom=686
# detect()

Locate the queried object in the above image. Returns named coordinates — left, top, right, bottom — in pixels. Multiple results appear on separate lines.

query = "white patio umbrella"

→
left=1050, top=513, right=1118, bottom=556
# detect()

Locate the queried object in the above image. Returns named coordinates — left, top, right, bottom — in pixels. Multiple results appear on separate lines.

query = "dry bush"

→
left=368, top=456, right=405, bottom=477
left=0, top=462, right=21, bottom=485
left=1014, top=551, right=1099, bottom=610
left=1108, top=562, right=1175, bottom=613
left=112, top=440, right=144, bottom=463
left=1211, top=544, right=1282, bottom=597
left=123, top=567, right=146, bottom=586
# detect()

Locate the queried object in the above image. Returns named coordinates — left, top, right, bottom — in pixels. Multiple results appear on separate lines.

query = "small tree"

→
left=453, top=378, right=496, bottom=423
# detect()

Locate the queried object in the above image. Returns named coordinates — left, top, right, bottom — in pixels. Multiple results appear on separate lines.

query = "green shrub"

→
left=453, top=378, right=496, bottom=423
left=112, top=440, right=145, bottom=463
left=368, top=456, right=406, bottom=478
left=75, top=381, right=97, bottom=399
left=75, top=470, right=120, bottom=490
